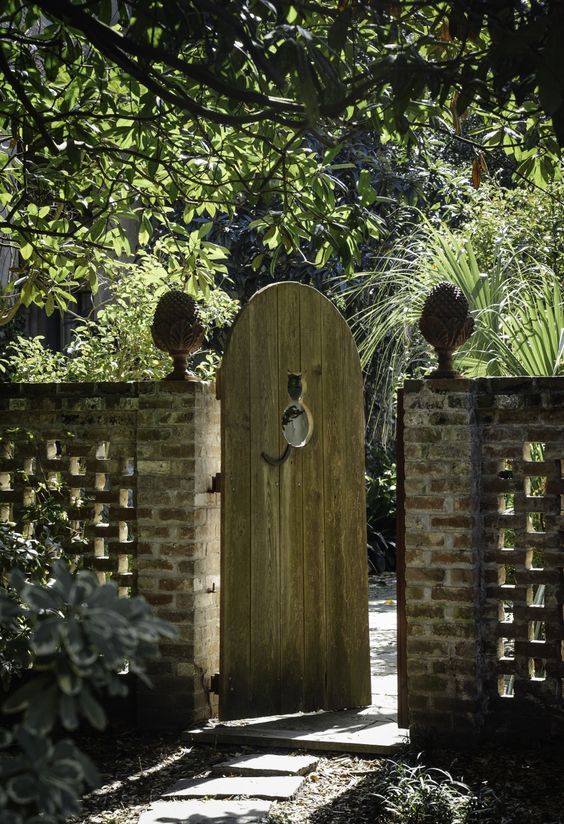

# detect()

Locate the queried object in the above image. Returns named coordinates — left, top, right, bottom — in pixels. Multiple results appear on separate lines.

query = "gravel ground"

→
left=72, top=729, right=564, bottom=824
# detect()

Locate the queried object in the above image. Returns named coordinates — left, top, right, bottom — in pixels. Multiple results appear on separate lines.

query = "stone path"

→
left=138, top=575, right=402, bottom=823
left=139, top=752, right=318, bottom=823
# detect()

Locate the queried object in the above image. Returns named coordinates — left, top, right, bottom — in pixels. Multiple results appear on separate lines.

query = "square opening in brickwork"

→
left=527, top=583, right=546, bottom=607
left=500, top=529, right=515, bottom=550
left=498, top=459, right=514, bottom=480
left=95, top=473, right=111, bottom=492
left=498, top=564, right=516, bottom=587
left=498, top=637, right=515, bottom=660
left=0, top=503, right=13, bottom=522
left=527, top=512, right=545, bottom=533
left=117, top=554, right=130, bottom=574
left=528, top=658, right=546, bottom=680
left=525, top=476, right=548, bottom=497
left=524, top=442, right=545, bottom=462
left=70, top=520, right=88, bottom=546
left=526, top=548, right=545, bottom=569
left=94, top=537, right=107, bottom=558
left=120, top=488, right=134, bottom=508
left=499, top=600, right=514, bottom=623
left=1, top=441, right=14, bottom=460
left=47, top=472, right=62, bottom=491
left=70, top=488, right=88, bottom=507
left=529, top=619, right=546, bottom=642
left=95, top=504, right=110, bottom=526
left=46, top=440, right=63, bottom=460
left=96, top=442, right=109, bottom=460
left=499, top=493, right=515, bottom=514
left=118, top=521, right=130, bottom=542
left=498, top=674, right=515, bottom=698
left=123, top=457, right=135, bottom=476
left=0, top=472, right=13, bottom=490
left=69, top=456, right=87, bottom=476
left=23, top=457, right=35, bottom=476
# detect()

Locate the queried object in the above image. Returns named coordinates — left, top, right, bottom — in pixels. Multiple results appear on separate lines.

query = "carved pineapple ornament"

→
left=419, top=281, right=474, bottom=378
left=151, top=290, right=205, bottom=380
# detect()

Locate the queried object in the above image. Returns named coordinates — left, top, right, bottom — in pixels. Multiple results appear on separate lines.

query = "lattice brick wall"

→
left=0, top=387, right=137, bottom=592
left=479, top=381, right=564, bottom=717
left=402, top=377, right=563, bottom=741
left=0, top=381, right=222, bottom=729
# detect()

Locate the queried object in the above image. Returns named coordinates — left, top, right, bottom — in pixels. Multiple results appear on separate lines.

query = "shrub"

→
left=0, top=526, right=177, bottom=822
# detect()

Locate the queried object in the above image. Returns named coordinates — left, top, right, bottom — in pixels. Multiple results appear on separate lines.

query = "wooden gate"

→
left=219, top=282, right=371, bottom=720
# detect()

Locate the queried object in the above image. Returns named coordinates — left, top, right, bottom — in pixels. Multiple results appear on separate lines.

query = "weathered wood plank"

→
left=277, top=283, right=305, bottom=713
left=248, top=289, right=281, bottom=716
left=321, top=299, right=371, bottom=709
left=220, top=308, right=252, bottom=720
left=300, top=287, right=327, bottom=711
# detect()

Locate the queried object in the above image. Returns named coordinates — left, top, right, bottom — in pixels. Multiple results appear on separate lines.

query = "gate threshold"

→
left=184, top=707, right=409, bottom=755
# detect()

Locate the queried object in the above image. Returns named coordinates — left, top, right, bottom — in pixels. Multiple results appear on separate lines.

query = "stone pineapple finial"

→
left=151, top=290, right=205, bottom=381
left=419, top=281, right=474, bottom=379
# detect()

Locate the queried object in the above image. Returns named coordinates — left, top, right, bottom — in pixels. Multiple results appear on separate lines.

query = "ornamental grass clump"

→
left=371, top=758, right=504, bottom=824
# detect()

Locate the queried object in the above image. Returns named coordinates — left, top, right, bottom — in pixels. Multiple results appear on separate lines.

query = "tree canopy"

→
left=1, top=0, right=562, bottom=322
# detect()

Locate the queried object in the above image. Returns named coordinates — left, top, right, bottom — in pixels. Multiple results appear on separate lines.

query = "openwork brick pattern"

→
left=0, top=400, right=136, bottom=591
left=402, top=377, right=563, bottom=741
left=0, top=382, right=221, bottom=730
left=478, top=382, right=563, bottom=719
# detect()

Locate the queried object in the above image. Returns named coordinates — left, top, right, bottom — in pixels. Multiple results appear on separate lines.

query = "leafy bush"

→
left=0, top=524, right=177, bottom=823
left=2, top=256, right=239, bottom=384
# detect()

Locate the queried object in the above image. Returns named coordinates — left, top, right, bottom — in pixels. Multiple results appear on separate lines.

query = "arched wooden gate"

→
left=219, top=282, right=371, bottom=720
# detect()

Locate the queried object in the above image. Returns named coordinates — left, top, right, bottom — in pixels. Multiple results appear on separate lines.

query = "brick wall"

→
left=0, top=381, right=220, bottom=729
left=402, top=377, right=563, bottom=741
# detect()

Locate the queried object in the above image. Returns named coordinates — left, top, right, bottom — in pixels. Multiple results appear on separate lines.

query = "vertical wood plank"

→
left=248, top=289, right=281, bottom=716
left=277, top=283, right=305, bottom=713
left=321, top=300, right=371, bottom=709
left=220, top=309, right=251, bottom=720
left=300, top=287, right=327, bottom=711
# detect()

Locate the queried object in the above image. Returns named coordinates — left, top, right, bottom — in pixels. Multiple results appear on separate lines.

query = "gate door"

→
left=220, top=282, right=371, bottom=720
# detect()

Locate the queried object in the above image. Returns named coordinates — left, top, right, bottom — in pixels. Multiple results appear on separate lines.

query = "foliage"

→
left=1, top=1, right=562, bottom=319
left=0, top=550, right=177, bottom=823
left=2, top=259, right=239, bottom=383
left=350, top=194, right=564, bottom=445
left=371, top=757, right=503, bottom=824
left=365, top=445, right=397, bottom=538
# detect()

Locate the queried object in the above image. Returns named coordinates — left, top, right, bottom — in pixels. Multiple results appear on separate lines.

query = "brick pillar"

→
left=136, top=381, right=220, bottom=729
left=403, top=379, right=484, bottom=740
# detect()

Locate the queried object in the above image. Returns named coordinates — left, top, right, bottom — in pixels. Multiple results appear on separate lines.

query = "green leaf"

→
left=78, top=687, right=106, bottom=730
left=7, top=775, right=38, bottom=804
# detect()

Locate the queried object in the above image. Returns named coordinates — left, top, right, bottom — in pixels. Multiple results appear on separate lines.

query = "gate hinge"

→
left=210, top=473, right=222, bottom=494
left=210, top=673, right=220, bottom=695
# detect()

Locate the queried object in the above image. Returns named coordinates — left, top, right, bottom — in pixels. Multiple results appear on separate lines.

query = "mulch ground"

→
left=72, top=727, right=564, bottom=824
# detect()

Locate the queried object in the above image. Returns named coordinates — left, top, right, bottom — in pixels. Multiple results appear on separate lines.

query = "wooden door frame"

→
left=396, top=388, right=409, bottom=727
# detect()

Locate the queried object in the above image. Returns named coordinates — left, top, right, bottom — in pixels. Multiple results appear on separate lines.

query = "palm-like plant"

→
left=350, top=223, right=563, bottom=445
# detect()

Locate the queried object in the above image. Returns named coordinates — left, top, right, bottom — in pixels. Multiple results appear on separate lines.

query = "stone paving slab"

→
left=139, top=799, right=272, bottom=824
left=164, top=775, right=304, bottom=800
left=214, top=753, right=319, bottom=776
left=185, top=718, right=408, bottom=754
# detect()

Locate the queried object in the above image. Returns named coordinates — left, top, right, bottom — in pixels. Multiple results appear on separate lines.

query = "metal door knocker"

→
left=261, top=373, right=313, bottom=466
